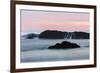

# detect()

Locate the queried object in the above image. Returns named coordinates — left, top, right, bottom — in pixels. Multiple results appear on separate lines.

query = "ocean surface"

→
left=21, top=38, right=90, bottom=62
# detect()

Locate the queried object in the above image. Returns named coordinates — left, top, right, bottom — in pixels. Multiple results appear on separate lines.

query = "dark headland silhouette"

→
left=22, top=30, right=89, bottom=39
left=22, top=33, right=38, bottom=39
left=39, top=30, right=89, bottom=39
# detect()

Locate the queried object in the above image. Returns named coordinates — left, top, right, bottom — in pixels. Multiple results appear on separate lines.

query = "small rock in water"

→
left=48, top=41, right=80, bottom=49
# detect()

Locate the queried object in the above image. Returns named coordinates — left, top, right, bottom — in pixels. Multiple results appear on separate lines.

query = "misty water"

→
left=21, top=38, right=90, bottom=62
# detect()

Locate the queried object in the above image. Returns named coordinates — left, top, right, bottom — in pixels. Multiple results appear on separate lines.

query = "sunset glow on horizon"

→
left=21, top=10, right=90, bottom=34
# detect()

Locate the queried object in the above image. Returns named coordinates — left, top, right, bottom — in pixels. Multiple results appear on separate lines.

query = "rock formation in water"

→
left=22, top=33, right=37, bottom=39
left=38, top=30, right=65, bottom=39
left=38, top=30, right=89, bottom=39
left=72, top=31, right=89, bottom=39
left=48, top=41, right=80, bottom=49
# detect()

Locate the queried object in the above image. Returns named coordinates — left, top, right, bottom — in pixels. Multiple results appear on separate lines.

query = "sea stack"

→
left=48, top=41, right=80, bottom=49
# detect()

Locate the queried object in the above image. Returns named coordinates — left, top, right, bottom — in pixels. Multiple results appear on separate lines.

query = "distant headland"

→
left=22, top=30, right=89, bottom=39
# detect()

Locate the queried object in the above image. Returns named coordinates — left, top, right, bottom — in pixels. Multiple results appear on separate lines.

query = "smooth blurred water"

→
left=21, top=38, right=90, bottom=62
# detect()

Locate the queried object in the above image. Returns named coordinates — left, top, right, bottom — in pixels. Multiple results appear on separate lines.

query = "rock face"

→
left=72, top=32, right=89, bottom=39
left=38, top=30, right=89, bottom=39
left=22, top=30, right=89, bottom=39
left=39, top=30, right=65, bottom=39
left=23, top=33, right=37, bottom=39
left=48, top=41, right=80, bottom=49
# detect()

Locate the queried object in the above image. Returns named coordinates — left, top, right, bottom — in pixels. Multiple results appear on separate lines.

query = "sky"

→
left=21, top=10, right=90, bottom=34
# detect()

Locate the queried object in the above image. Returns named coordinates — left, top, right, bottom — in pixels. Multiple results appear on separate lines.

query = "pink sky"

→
left=21, top=10, right=90, bottom=34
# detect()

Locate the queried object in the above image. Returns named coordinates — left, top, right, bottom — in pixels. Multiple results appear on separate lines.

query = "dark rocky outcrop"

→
left=48, top=41, right=80, bottom=49
left=38, top=30, right=89, bottom=39
left=23, top=33, right=37, bottom=39
left=72, top=32, right=89, bottom=39
left=38, top=30, right=65, bottom=39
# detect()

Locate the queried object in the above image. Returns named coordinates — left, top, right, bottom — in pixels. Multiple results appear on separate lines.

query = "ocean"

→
left=21, top=38, right=90, bottom=62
